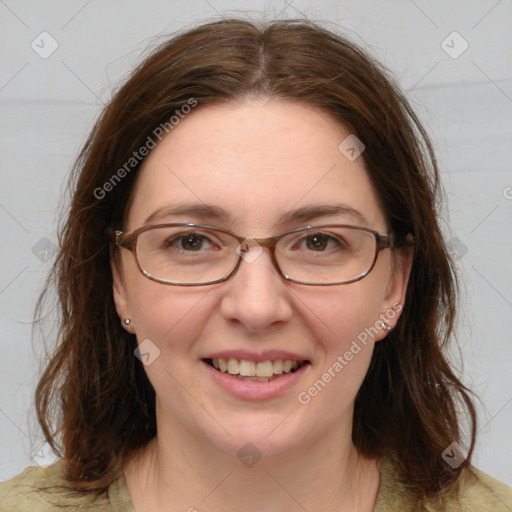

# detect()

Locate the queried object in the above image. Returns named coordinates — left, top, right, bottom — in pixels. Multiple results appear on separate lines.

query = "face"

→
left=112, top=97, right=411, bottom=459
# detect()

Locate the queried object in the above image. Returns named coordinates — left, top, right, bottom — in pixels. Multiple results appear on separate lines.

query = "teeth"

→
left=256, top=361, right=274, bottom=377
left=227, top=358, right=239, bottom=375
left=211, top=358, right=302, bottom=377
left=233, top=375, right=277, bottom=382
left=239, top=360, right=256, bottom=377
left=273, top=360, right=283, bottom=374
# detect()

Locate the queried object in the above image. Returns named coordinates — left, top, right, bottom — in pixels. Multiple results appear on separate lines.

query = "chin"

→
left=197, top=408, right=318, bottom=462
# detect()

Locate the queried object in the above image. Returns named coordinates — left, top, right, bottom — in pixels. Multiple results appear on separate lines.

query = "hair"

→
left=35, top=18, right=477, bottom=497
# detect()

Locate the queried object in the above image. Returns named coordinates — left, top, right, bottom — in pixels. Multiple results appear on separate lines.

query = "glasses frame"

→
left=109, top=223, right=394, bottom=286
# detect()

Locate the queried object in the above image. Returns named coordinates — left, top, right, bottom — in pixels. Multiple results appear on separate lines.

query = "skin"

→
left=113, top=97, right=412, bottom=512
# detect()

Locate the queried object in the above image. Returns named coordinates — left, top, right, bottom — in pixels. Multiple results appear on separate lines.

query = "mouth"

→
left=202, top=357, right=310, bottom=383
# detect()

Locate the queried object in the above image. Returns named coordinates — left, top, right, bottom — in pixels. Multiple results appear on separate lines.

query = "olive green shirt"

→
left=1, top=456, right=511, bottom=511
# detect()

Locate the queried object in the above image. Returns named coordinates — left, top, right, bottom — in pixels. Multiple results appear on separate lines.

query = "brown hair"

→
left=35, top=18, right=476, bottom=497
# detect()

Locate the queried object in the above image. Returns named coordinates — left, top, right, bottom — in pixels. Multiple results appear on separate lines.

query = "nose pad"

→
left=235, top=237, right=265, bottom=265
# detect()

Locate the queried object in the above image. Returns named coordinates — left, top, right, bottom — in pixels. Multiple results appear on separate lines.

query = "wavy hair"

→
left=35, top=18, right=476, bottom=496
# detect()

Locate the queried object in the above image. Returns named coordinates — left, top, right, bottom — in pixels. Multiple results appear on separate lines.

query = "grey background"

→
left=1, top=0, right=511, bottom=486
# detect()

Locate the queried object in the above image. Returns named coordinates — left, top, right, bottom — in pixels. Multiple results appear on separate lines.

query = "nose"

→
left=219, top=247, right=293, bottom=332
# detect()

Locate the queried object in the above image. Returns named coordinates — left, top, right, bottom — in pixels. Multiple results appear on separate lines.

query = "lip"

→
left=202, top=359, right=311, bottom=401
left=203, top=350, right=309, bottom=362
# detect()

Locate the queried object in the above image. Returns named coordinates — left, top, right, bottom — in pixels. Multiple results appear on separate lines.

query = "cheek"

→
left=300, top=280, right=387, bottom=351
left=294, top=287, right=384, bottom=419
left=125, top=271, right=214, bottom=356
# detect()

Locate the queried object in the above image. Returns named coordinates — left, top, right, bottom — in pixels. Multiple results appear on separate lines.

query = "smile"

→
left=203, top=358, right=309, bottom=383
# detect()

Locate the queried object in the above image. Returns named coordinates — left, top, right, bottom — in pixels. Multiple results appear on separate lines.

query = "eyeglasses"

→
left=110, top=223, right=393, bottom=286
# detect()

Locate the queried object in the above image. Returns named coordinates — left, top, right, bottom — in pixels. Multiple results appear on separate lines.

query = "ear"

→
left=374, top=243, right=413, bottom=341
left=111, top=256, right=136, bottom=334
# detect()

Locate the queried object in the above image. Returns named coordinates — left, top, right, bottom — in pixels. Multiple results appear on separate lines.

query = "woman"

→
left=1, top=18, right=510, bottom=511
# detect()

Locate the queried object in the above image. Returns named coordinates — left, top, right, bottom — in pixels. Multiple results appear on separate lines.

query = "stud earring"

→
left=123, top=318, right=131, bottom=326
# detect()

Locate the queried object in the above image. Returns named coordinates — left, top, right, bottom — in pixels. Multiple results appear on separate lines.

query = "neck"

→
left=124, top=415, right=381, bottom=512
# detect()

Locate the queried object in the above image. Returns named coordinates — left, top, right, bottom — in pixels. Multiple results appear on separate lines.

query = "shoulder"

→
left=376, top=455, right=512, bottom=512
left=424, top=465, right=512, bottom=511
left=0, top=460, right=120, bottom=512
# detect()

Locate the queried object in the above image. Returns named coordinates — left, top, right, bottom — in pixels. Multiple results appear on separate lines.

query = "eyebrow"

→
left=143, top=202, right=368, bottom=227
left=278, top=204, right=368, bottom=226
left=144, top=203, right=231, bottom=225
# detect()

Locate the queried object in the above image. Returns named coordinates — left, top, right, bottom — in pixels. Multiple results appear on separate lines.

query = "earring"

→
left=382, top=322, right=392, bottom=331
left=123, top=318, right=131, bottom=326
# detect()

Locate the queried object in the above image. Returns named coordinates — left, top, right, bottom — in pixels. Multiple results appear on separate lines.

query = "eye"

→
left=297, top=232, right=346, bottom=252
left=164, top=232, right=216, bottom=251
left=306, top=233, right=330, bottom=251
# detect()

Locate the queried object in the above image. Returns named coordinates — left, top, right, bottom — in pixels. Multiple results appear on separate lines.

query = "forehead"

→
left=125, top=98, right=386, bottom=233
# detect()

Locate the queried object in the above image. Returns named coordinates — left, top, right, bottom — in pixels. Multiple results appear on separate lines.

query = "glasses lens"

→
left=276, top=226, right=377, bottom=284
left=136, top=226, right=239, bottom=284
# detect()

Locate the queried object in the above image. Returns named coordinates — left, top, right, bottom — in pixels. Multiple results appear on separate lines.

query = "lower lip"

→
left=202, top=360, right=310, bottom=400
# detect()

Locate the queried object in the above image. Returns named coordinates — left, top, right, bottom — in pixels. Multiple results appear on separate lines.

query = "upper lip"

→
left=202, top=350, right=310, bottom=363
